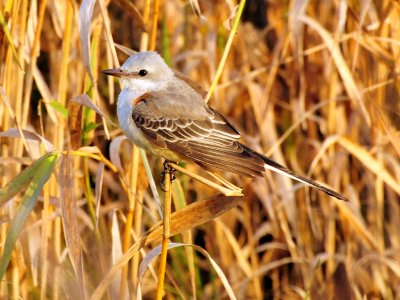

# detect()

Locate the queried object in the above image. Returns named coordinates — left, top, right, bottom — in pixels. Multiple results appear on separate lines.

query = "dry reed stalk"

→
left=119, top=145, right=139, bottom=298
left=0, top=0, right=400, bottom=298
left=156, top=164, right=172, bottom=299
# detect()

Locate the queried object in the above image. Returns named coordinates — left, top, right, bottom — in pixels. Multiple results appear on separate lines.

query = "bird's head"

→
left=102, top=51, right=174, bottom=91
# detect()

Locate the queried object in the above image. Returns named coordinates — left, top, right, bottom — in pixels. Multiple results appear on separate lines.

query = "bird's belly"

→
left=117, top=90, right=181, bottom=162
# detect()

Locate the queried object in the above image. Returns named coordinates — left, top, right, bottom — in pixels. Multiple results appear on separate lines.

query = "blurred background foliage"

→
left=1, top=0, right=400, bottom=299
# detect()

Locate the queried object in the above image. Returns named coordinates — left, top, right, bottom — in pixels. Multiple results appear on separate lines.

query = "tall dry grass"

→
left=1, top=0, right=400, bottom=299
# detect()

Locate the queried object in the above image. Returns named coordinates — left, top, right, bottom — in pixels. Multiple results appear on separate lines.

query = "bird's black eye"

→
left=138, top=69, right=148, bottom=76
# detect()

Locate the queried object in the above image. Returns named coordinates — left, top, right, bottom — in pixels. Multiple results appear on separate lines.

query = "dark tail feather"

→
left=240, top=144, right=349, bottom=201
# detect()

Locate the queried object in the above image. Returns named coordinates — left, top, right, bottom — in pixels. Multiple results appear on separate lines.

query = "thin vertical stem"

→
left=149, top=0, right=160, bottom=51
left=156, top=162, right=173, bottom=299
left=204, top=0, right=247, bottom=103
left=119, top=146, right=139, bottom=299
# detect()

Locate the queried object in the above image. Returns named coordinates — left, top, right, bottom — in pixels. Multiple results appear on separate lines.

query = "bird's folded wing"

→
left=132, top=99, right=265, bottom=177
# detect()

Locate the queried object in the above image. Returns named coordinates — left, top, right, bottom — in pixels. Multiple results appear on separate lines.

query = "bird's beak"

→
left=101, top=68, right=129, bottom=77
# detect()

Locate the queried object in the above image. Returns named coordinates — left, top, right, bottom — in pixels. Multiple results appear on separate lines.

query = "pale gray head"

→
left=102, top=51, right=174, bottom=91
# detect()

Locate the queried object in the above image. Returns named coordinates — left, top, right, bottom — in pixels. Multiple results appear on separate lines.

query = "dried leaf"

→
left=78, top=0, right=96, bottom=83
left=113, top=43, right=135, bottom=56
left=72, top=94, right=111, bottom=122
left=335, top=201, right=379, bottom=250
left=299, top=15, right=371, bottom=126
left=215, top=219, right=252, bottom=277
left=89, top=194, right=243, bottom=300
left=68, top=100, right=83, bottom=150
left=146, top=194, right=243, bottom=245
left=223, top=5, right=238, bottom=31
left=59, top=155, right=82, bottom=275
left=0, top=128, right=54, bottom=153
left=338, top=137, right=400, bottom=195
left=189, top=0, right=206, bottom=20
left=109, top=136, right=128, bottom=174
left=94, top=162, right=105, bottom=229
left=78, top=146, right=101, bottom=154
left=97, top=0, right=119, bottom=67
left=137, top=243, right=236, bottom=300
left=139, top=148, right=162, bottom=217
left=27, top=225, right=41, bottom=286
left=0, top=9, right=21, bottom=68
left=110, top=211, right=123, bottom=299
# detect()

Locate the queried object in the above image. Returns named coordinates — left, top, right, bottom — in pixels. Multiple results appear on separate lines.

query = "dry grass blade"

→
left=110, top=211, right=124, bottom=298
left=0, top=152, right=58, bottom=281
left=145, top=194, right=243, bottom=245
left=335, top=201, right=379, bottom=250
left=138, top=243, right=237, bottom=300
left=3, top=1, right=400, bottom=298
left=113, top=42, right=136, bottom=56
left=94, top=162, right=105, bottom=229
left=189, top=0, right=204, bottom=19
left=215, top=219, right=252, bottom=277
left=0, top=87, right=33, bottom=155
left=171, top=180, right=197, bottom=297
left=374, top=105, right=400, bottom=158
left=109, top=136, right=128, bottom=174
left=62, top=147, right=118, bottom=173
left=78, top=0, right=97, bottom=83
left=234, top=257, right=302, bottom=291
left=71, top=94, right=112, bottom=123
left=338, top=137, right=400, bottom=195
left=139, top=148, right=162, bottom=217
left=0, top=128, right=54, bottom=153
left=168, top=163, right=243, bottom=196
left=98, top=0, right=119, bottom=66
left=299, top=15, right=371, bottom=126
left=90, top=194, right=243, bottom=299
left=0, top=9, right=21, bottom=68
left=58, top=155, right=83, bottom=275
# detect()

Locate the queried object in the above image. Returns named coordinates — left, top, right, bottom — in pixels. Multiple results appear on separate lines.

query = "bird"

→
left=102, top=51, right=348, bottom=201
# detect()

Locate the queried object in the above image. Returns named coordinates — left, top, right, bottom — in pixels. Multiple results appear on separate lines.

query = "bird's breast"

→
left=116, top=89, right=182, bottom=162
left=117, top=89, right=153, bottom=150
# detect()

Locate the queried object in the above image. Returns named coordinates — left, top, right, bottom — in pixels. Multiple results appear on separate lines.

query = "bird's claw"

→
left=160, top=160, right=177, bottom=191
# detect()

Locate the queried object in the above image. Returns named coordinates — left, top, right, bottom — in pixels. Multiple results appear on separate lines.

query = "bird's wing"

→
left=132, top=93, right=265, bottom=177
left=131, top=93, right=348, bottom=200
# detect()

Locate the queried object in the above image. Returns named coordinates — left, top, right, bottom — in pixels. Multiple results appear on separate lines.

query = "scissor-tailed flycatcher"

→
left=102, top=51, right=347, bottom=201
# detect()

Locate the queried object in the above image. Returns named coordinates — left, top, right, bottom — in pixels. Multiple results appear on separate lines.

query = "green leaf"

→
left=84, top=122, right=100, bottom=133
left=0, top=152, right=57, bottom=206
left=0, top=152, right=59, bottom=281
left=49, top=100, right=69, bottom=118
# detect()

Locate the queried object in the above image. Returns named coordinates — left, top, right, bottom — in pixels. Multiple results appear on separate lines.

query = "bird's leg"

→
left=161, top=160, right=177, bottom=191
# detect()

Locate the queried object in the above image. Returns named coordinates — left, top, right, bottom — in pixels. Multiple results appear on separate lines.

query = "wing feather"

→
left=132, top=95, right=265, bottom=176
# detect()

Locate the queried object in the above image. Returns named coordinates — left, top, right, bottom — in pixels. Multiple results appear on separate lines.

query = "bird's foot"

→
left=160, top=160, right=177, bottom=191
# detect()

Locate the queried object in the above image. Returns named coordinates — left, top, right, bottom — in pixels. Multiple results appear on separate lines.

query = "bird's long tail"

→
left=240, top=144, right=348, bottom=201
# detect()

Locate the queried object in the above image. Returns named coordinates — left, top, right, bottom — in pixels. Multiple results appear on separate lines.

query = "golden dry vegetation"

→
left=0, top=0, right=400, bottom=299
